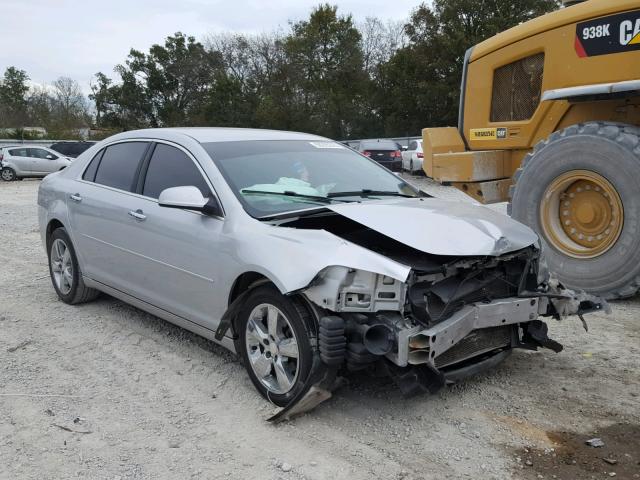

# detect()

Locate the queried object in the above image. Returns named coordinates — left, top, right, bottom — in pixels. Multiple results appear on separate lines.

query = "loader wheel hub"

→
left=541, top=170, right=623, bottom=258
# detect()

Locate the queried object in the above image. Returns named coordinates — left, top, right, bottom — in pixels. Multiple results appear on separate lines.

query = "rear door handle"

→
left=70, top=193, right=82, bottom=202
left=128, top=209, right=146, bottom=221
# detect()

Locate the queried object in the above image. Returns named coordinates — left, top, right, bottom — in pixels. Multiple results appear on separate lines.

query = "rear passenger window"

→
left=82, top=150, right=103, bottom=181
left=9, top=148, right=27, bottom=157
left=94, top=142, right=148, bottom=192
left=142, top=144, right=210, bottom=199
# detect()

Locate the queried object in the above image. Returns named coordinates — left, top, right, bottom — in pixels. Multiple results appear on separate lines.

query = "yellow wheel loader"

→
left=422, top=0, right=640, bottom=299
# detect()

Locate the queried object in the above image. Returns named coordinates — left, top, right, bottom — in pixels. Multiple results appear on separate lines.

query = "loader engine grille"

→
left=490, top=53, right=545, bottom=122
left=435, top=325, right=513, bottom=369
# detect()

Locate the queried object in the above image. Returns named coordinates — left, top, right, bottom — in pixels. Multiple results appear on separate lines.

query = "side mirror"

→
left=46, top=154, right=55, bottom=159
left=158, top=186, right=222, bottom=216
left=401, top=146, right=408, bottom=151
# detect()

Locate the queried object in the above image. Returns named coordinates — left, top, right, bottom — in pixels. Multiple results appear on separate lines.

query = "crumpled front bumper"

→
left=268, top=282, right=608, bottom=421
left=393, top=296, right=540, bottom=369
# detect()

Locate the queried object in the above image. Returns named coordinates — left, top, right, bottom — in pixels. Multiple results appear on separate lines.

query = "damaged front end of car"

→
left=216, top=198, right=608, bottom=421
left=270, top=241, right=607, bottom=421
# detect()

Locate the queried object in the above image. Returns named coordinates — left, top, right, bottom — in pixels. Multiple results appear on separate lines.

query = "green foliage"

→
left=0, top=67, right=90, bottom=137
left=282, top=4, right=369, bottom=138
left=0, top=67, right=30, bottom=127
left=3, top=0, right=562, bottom=139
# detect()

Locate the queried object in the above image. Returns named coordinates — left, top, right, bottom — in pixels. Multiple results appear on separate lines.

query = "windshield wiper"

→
left=241, top=189, right=353, bottom=204
left=327, top=189, right=416, bottom=199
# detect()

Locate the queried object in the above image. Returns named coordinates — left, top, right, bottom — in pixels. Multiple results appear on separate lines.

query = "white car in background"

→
left=1, top=145, right=72, bottom=181
left=401, top=139, right=424, bottom=174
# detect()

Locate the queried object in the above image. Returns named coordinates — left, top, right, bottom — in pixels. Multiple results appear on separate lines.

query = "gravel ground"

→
left=1, top=178, right=638, bottom=480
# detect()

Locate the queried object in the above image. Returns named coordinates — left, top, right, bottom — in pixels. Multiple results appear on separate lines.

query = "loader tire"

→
left=509, top=122, right=640, bottom=300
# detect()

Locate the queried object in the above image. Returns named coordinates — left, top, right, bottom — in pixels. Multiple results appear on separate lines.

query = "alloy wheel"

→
left=50, top=238, right=73, bottom=295
left=1, top=169, right=15, bottom=181
left=245, top=303, right=300, bottom=395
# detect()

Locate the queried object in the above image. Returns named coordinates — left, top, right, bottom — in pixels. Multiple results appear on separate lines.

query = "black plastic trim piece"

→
left=443, top=348, right=512, bottom=383
left=134, top=142, right=157, bottom=195
left=458, top=47, right=474, bottom=149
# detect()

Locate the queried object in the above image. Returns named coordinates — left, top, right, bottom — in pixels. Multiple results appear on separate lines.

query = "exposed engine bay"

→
left=266, top=210, right=607, bottom=421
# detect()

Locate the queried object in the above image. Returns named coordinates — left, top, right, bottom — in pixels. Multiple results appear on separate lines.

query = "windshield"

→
left=202, top=140, right=422, bottom=218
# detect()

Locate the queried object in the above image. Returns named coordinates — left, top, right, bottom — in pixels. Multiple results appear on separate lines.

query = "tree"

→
left=359, top=17, right=406, bottom=77
left=113, top=32, right=224, bottom=127
left=0, top=67, right=30, bottom=127
left=202, top=32, right=284, bottom=127
left=377, top=0, right=559, bottom=135
left=282, top=4, right=370, bottom=138
left=88, top=1, right=561, bottom=138
left=51, top=77, right=89, bottom=133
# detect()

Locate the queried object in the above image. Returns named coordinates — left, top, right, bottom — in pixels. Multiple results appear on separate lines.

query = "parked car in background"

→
left=38, top=127, right=603, bottom=419
left=356, top=139, right=402, bottom=172
left=402, top=139, right=424, bottom=174
left=49, top=141, right=96, bottom=158
left=1, top=146, right=72, bottom=181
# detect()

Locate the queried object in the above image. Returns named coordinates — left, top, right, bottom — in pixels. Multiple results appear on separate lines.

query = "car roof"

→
left=109, top=127, right=329, bottom=144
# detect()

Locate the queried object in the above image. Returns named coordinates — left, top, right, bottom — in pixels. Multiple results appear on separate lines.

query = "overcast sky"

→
left=2, top=0, right=420, bottom=94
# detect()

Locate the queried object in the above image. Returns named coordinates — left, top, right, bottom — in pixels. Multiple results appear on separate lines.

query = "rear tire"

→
left=510, top=122, right=640, bottom=299
left=1, top=167, right=16, bottom=181
left=47, top=227, right=100, bottom=304
left=235, top=284, right=316, bottom=407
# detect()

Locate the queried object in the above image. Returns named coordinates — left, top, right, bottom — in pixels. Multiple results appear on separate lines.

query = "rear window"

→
left=50, top=144, right=72, bottom=155
left=360, top=141, right=398, bottom=150
left=94, top=142, right=149, bottom=192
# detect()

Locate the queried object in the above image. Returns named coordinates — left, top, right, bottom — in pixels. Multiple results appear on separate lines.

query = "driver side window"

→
left=141, top=143, right=211, bottom=199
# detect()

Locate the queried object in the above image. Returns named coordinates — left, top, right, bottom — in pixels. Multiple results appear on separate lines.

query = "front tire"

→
left=510, top=122, right=640, bottom=299
left=236, top=285, right=316, bottom=407
left=47, top=227, right=100, bottom=304
left=1, top=167, right=16, bottom=181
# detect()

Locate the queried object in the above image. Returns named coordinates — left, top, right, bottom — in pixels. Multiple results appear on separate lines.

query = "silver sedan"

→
left=38, top=128, right=603, bottom=419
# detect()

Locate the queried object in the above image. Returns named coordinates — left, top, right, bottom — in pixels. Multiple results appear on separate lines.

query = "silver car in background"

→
left=401, top=139, right=424, bottom=173
left=37, top=128, right=603, bottom=419
left=1, top=145, right=72, bottom=181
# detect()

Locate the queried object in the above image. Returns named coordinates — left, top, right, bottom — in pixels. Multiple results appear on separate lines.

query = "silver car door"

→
left=116, top=142, right=222, bottom=328
left=8, top=147, right=31, bottom=174
left=66, top=141, right=151, bottom=287
left=27, top=148, right=57, bottom=174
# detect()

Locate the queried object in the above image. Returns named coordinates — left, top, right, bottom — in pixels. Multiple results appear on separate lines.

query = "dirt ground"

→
left=1, top=178, right=638, bottom=480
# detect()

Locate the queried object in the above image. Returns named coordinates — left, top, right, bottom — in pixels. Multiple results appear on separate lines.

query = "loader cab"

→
left=459, top=0, right=640, bottom=154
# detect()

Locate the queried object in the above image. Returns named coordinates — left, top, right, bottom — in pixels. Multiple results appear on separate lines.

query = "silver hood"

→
left=327, top=197, right=538, bottom=256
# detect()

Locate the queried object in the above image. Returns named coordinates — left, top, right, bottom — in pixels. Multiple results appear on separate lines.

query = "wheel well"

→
left=46, top=219, right=65, bottom=243
left=228, top=272, right=270, bottom=306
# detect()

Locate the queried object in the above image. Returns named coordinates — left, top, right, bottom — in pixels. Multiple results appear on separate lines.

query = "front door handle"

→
left=128, top=209, right=146, bottom=221
left=70, top=193, right=82, bottom=202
